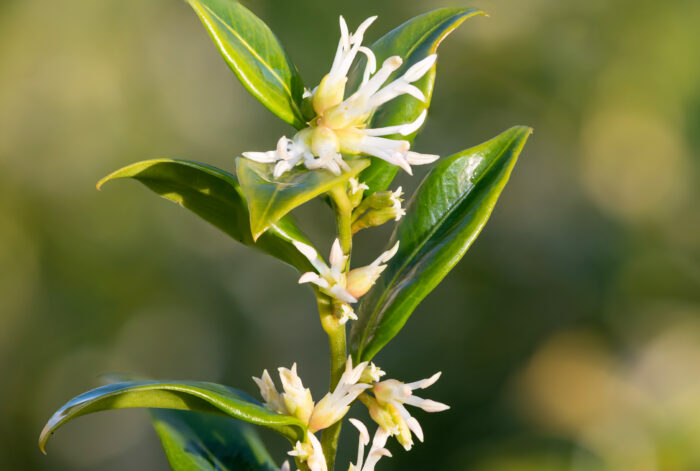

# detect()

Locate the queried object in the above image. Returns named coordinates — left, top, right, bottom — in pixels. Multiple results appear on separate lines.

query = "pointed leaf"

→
left=351, top=8, right=486, bottom=194
left=187, top=0, right=306, bottom=128
left=97, top=159, right=313, bottom=272
left=237, top=157, right=370, bottom=240
left=351, top=126, right=532, bottom=362
left=150, top=409, right=280, bottom=471
left=40, top=381, right=306, bottom=453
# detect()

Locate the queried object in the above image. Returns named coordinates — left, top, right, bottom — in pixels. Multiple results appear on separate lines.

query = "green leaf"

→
left=351, top=126, right=532, bottom=362
left=150, top=409, right=280, bottom=471
left=187, top=0, right=306, bottom=128
left=352, top=8, right=486, bottom=194
left=97, top=159, right=313, bottom=272
left=237, top=157, right=370, bottom=240
left=39, top=380, right=306, bottom=454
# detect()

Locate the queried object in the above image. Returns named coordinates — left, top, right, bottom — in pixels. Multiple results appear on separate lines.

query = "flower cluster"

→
left=242, top=16, right=439, bottom=177
left=294, top=239, right=399, bottom=324
left=360, top=372, right=449, bottom=451
left=255, top=359, right=447, bottom=471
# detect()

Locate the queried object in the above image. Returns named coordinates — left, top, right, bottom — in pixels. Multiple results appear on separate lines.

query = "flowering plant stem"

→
left=317, top=183, right=355, bottom=468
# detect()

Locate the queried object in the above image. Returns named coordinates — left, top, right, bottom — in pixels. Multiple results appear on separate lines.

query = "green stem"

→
left=319, top=183, right=354, bottom=470
left=295, top=456, right=312, bottom=471
left=328, top=184, right=353, bottom=254
left=319, top=301, right=347, bottom=470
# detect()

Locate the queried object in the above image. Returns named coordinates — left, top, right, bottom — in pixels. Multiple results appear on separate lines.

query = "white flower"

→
left=294, top=239, right=399, bottom=306
left=252, top=364, right=314, bottom=424
left=252, top=369, right=286, bottom=413
left=279, top=461, right=291, bottom=471
left=349, top=177, right=369, bottom=195
left=388, top=187, right=405, bottom=221
left=289, top=431, right=327, bottom=471
left=294, top=239, right=356, bottom=304
left=348, top=419, right=392, bottom=471
left=242, top=16, right=439, bottom=177
left=338, top=303, right=358, bottom=325
left=369, top=372, right=449, bottom=450
left=360, top=363, right=386, bottom=384
left=308, top=356, right=372, bottom=432
left=345, top=242, right=399, bottom=299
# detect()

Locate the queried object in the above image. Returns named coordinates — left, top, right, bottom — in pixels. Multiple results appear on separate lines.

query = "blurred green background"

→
left=1, top=0, right=699, bottom=469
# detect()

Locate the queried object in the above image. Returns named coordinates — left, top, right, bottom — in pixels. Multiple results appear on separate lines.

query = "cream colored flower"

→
left=363, top=372, right=449, bottom=450
left=252, top=363, right=314, bottom=424
left=294, top=239, right=399, bottom=308
left=308, top=356, right=371, bottom=432
left=242, top=16, right=438, bottom=176
left=288, top=431, right=327, bottom=471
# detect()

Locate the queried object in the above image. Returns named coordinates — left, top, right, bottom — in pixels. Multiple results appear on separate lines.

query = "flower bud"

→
left=313, top=74, right=346, bottom=115
left=279, top=364, right=315, bottom=424
left=351, top=187, right=405, bottom=233
left=360, top=363, right=385, bottom=383
left=351, top=208, right=399, bottom=233
left=388, top=404, right=413, bottom=451
left=359, top=394, right=398, bottom=435
left=373, top=379, right=410, bottom=405
left=345, top=265, right=385, bottom=298
left=311, top=125, right=340, bottom=159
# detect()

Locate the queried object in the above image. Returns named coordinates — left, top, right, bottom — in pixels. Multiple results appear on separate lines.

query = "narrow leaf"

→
left=352, top=8, right=486, bottom=194
left=97, top=159, right=313, bottom=272
left=187, top=0, right=306, bottom=128
left=40, top=381, right=306, bottom=453
left=351, top=126, right=532, bottom=362
left=237, top=157, right=370, bottom=240
left=150, top=409, right=280, bottom=471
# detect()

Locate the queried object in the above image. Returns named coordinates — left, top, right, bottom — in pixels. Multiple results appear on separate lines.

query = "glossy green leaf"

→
left=40, top=380, right=306, bottom=453
left=97, top=159, right=313, bottom=272
left=352, top=8, right=486, bottom=194
left=237, top=157, right=370, bottom=240
left=187, top=0, right=306, bottom=128
left=351, top=126, right=532, bottom=362
left=150, top=409, right=280, bottom=471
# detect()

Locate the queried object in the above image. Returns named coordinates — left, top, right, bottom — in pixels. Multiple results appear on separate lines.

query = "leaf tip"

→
left=38, top=425, right=51, bottom=454
left=95, top=176, right=108, bottom=191
left=433, top=9, right=489, bottom=53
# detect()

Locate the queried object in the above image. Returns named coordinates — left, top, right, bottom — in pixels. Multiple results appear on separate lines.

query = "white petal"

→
left=277, top=136, right=290, bottom=159
left=399, top=109, right=427, bottom=135
left=365, top=109, right=428, bottom=137
left=329, top=285, right=358, bottom=304
left=306, top=432, right=328, bottom=471
left=374, top=241, right=400, bottom=266
left=395, top=83, right=426, bottom=102
left=407, top=371, right=442, bottom=390
left=298, top=271, right=322, bottom=285
left=402, top=54, right=437, bottom=82
left=329, top=239, right=345, bottom=271
left=419, top=398, right=450, bottom=412
left=405, top=151, right=439, bottom=165
left=339, top=16, right=350, bottom=50
left=351, top=16, right=378, bottom=44
left=406, top=416, right=424, bottom=442
left=292, top=241, right=331, bottom=276
left=242, top=151, right=278, bottom=163
left=358, top=46, right=377, bottom=84
left=360, top=56, right=402, bottom=97
left=274, top=160, right=293, bottom=178
left=349, top=418, right=370, bottom=445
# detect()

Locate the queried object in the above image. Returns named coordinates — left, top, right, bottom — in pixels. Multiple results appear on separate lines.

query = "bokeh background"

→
left=1, top=0, right=699, bottom=469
